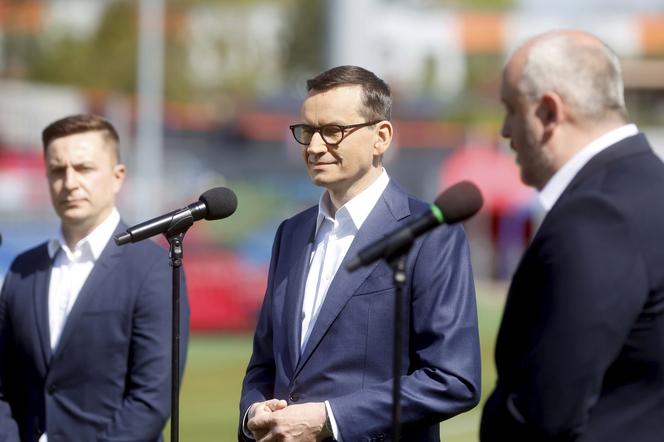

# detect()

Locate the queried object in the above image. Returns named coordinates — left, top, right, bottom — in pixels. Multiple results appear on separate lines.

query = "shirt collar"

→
left=538, top=124, right=638, bottom=211
left=48, top=208, right=121, bottom=260
left=316, top=169, right=390, bottom=233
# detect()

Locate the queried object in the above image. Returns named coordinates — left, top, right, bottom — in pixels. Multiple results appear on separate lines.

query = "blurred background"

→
left=1, top=0, right=663, bottom=440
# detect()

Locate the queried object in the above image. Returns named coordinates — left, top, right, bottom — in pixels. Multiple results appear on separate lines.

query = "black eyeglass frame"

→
left=289, top=120, right=383, bottom=146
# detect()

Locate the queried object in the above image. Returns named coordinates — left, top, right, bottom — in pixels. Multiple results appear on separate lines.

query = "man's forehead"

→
left=46, top=132, right=113, bottom=161
left=301, top=85, right=364, bottom=119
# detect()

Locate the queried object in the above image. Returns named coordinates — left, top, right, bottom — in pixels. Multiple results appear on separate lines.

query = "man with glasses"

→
left=238, top=65, right=480, bottom=442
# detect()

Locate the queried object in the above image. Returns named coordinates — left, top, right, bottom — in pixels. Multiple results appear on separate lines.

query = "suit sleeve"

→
left=329, top=223, right=482, bottom=440
left=0, top=271, right=21, bottom=442
left=489, top=194, right=648, bottom=439
left=98, top=249, right=190, bottom=441
left=237, top=222, right=284, bottom=441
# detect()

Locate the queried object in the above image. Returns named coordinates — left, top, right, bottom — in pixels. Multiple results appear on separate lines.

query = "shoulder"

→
left=115, top=238, right=169, bottom=268
left=114, top=220, right=169, bottom=258
left=279, top=204, right=318, bottom=233
left=7, top=242, right=50, bottom=274
left=536, top=192, right=634, bottom=260
left=2, top=243, right=50, bottom=301
left=285, top=204, right=318, bottom=224
left=571, top=138, right=664, bottom=198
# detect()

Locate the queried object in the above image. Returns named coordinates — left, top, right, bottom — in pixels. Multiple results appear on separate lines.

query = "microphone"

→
left=114, top=187, right=238, bottom=245
left=346, top=181, right=483, bottom=271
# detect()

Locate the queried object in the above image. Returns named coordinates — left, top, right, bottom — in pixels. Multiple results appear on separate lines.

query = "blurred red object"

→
left=440, top=145, right=535, bottom=213
left=183, top=248, right=266, bottom=332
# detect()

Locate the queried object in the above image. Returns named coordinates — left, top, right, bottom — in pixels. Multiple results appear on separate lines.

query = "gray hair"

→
left=518, top=32, right=628, bottom=121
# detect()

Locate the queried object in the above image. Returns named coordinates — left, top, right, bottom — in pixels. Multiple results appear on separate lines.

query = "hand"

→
left=247, top=399, right=288, bottom=440
left=248, top=401, right=331, bottom=442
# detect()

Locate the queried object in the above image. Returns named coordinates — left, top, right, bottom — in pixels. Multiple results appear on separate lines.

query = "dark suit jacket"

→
left=239, top=180, right=481, bottom=442
left=481, top=133, right=664, bottom=442
left=0, top=222, right=190, bottom=442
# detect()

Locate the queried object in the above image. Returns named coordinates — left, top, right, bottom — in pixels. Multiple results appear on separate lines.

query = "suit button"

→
left=289, top=392, right=300, bottom=402
left=47, top=384, right=57, bottom=394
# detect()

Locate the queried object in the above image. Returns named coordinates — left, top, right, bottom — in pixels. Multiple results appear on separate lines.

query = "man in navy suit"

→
left=481, top=30, right=664, bottom=441
left=0, top=114, right=189, bottom=441
left=239, top=66, right=481, bottom=441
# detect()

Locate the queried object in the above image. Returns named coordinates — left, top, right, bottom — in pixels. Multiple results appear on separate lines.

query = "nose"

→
left=501, top=116, right=511, bottom=139
left=63, top=167, right=79, bottom=190
left=305, top=131, right=328, bottom=155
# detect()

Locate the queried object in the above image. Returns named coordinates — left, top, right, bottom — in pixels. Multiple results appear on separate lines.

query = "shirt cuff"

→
left=325, top=401, right=342, bottom=441
left=506, top=393, right=526, bottom=424
left=242, top=404, right=256, bottom=439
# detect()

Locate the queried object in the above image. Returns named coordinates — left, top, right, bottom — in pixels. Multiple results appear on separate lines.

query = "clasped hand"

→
left=247, top=399, right=331, bottom=442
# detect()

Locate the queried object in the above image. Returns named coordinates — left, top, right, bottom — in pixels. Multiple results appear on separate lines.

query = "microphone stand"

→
left=387, top=252, right=407, bottom=442
left=164, top=218, right=193, bottom=442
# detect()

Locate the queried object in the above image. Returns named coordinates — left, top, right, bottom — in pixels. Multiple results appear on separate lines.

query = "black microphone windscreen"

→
left=434, top=181, right=483, bottom=224
left=199, top=187, right=238, bottom=220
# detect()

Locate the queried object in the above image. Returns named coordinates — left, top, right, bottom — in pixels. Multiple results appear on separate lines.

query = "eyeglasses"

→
left=289, top=120, right=382, bottom=146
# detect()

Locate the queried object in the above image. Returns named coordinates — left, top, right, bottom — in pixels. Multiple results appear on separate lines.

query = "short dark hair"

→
left=306, top=65, right=392, bottom=121
left=42, top=114, right=121, bottom=162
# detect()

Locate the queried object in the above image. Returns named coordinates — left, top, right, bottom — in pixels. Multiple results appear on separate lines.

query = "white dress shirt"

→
left=301, top=170, right=390, bottom=350
left=301, top=170, right=389, bottom=441
left=538, top=124, right=638, bottom=211
left=40, top=208, right=120, bottom=442
left=47, top=208, right=120, bottom=351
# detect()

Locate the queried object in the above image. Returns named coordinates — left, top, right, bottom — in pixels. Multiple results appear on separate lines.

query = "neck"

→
left=61, top=208, right=113, bottom=250
left=327, top=168, right=382, bottom=212
left=62, top=224, right=93, bottom=250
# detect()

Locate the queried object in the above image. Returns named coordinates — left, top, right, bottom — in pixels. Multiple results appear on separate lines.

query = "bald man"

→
left=481, top=30, right=664, bottom=441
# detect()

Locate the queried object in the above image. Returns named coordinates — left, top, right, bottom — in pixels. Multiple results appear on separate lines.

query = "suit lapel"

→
left=52, top=223, right=126, bottom=359
left=283, top=212, right=317, bottom=374
left=32, top=246, right=54, bottom=367
left=295, top=181, right=410, bottom=376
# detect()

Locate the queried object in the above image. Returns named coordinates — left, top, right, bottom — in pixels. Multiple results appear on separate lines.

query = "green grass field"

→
left=165, top=280, right=507, bottom=441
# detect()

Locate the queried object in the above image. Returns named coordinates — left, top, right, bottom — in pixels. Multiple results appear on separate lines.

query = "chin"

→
left=60, top=210, right=89, bottom=224
left=309, top=171, right=333, bottom=186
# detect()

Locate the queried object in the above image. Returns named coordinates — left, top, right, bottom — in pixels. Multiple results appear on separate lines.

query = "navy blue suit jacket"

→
left=481, top=134, right=664, bottom=441
left=0, top=222, right=189, bottom=442
left=239, top=180, right=481, bottom=442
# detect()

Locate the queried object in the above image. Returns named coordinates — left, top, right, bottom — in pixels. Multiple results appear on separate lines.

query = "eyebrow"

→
left=301, top=120, right=348, bottom=126
left=47, top=160, right=96, bottom=169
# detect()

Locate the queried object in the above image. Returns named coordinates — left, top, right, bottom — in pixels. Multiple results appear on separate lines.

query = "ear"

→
left=112, top=163, right=126, bottom=194
left=373, top=120, right=393, bottom=156
left=536, top=92, right=565, bottom=133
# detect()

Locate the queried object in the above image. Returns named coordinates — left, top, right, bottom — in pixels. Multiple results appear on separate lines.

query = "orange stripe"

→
left=0, top=1, right=43, bottom=32
left=639, top=15, right=664, bottom=55
left=459, top=12, right=505, bottom=53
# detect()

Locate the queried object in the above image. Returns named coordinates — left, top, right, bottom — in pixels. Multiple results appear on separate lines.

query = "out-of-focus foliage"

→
left=443, top=53, right=504, bottom=123
left=28, top=1, right=198, bottom=101
left=30, top=2, right=137, bottom=93
left=281, top=0, right=325, bottom=79
left=3, top=0, right=516, bottom=110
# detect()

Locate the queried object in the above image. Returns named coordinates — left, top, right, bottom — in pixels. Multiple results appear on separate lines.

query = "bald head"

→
left=507, top=30, right=628, bottom=123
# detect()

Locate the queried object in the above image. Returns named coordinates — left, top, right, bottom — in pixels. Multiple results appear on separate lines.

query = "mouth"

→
left=61, top=199, right=85, bottom=207
left=309, top=160, right=337, bottom=169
